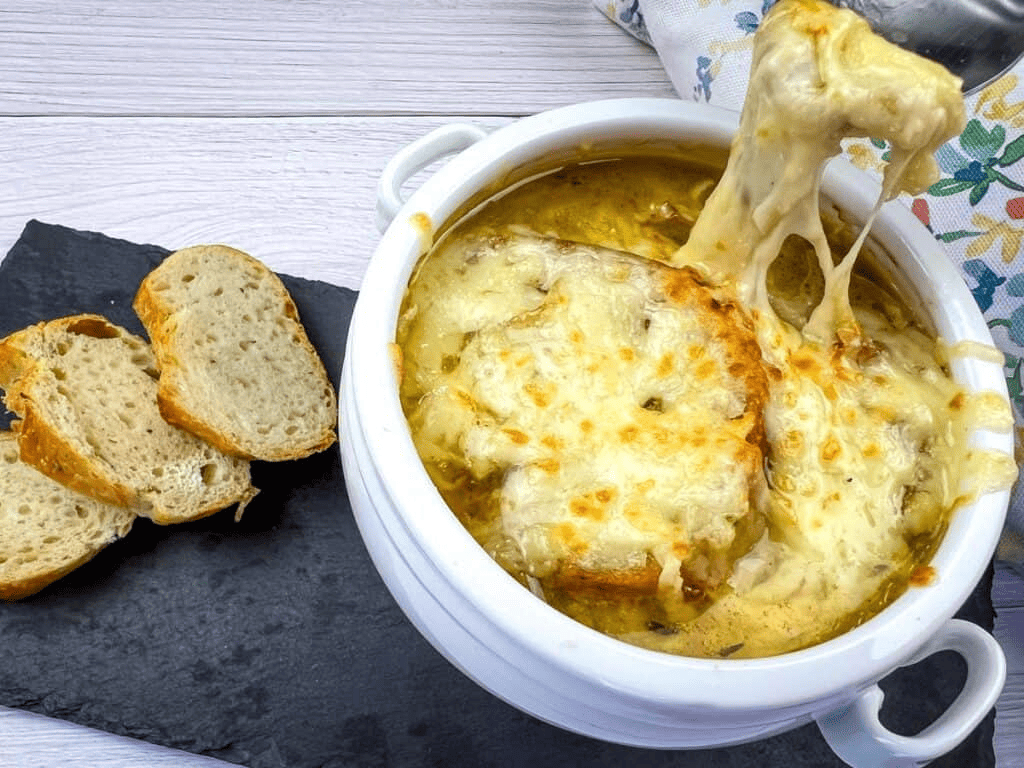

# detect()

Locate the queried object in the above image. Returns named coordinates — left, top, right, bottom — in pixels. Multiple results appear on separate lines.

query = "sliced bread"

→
left=133, top=245, right=337, bottom=461
left=0, top=315, right=256, bottom=525
left=0, top=431, right=136, bottom=601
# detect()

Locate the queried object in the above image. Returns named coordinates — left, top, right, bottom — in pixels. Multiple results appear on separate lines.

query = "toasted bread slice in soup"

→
left=0, top=315, right=255, bottom=525
left=0, top=431, right=136, bottom=601
left=400, top=234, right=770, bottom=609
left=133, top=245, right=337, bottom=462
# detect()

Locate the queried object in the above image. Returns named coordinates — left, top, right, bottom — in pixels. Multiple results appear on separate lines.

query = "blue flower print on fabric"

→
left=735, top=0, right=778, bottom=34
left=695, top=56, right=713, bottom=102
left=964, top=259, right=1007, bottom=312
left=931, top=120, right=1024, bottom=206
left=616, top=0, right=650, bottom=44
left=984, top=271, right=1024, bottom=405
left=695, top=1, right=777, bottom=103
left=1000, top=273, right=1024, bottom=346
left=734, top=11, right=760, bottom=34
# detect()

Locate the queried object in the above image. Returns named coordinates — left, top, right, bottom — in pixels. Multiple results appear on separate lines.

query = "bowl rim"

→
left=348, top=97, right=1012, bottom=710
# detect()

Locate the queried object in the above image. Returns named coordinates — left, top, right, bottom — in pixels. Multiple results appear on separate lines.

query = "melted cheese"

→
left=673, top=0, right=966, bottom=340
left=402, top=234, right=767, bottom=596
left=397, top=0, right=1018, bottom=658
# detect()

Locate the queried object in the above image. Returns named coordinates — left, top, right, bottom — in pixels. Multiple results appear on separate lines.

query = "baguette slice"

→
left=0, top=315, right=256, bottom=524
left=0, top=432, right=135, bottom=600
left=133, top=245, right=337, bottom=461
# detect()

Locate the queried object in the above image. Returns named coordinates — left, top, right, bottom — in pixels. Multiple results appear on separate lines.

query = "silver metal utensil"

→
left=831, top=0, right=1024, bottom=93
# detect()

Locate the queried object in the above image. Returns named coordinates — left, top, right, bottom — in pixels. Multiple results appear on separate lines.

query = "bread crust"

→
left=14, top=397, right=139, bottom=508
left=155, top=389, right=336, bottom=461
left=133, top=245, right=337, bottom=461
left=0, top=432, right=135, bottom=601
left=549, top=560, right=662, bottom=596
left=0, top=320, right=134, bottom=506
left=1, top=560, right=85, bottom=601
left=0, top=314, right=255, bottom=524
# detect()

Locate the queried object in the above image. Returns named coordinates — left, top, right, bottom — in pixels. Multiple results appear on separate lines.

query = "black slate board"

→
left=0, top=221, right=996, bottom=767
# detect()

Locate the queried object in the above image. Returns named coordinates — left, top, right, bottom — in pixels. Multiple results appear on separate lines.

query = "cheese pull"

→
left=672, top=0, right=965, bottom=340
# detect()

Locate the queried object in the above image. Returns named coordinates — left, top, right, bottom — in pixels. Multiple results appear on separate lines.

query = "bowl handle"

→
left=816, top=619, right=1006, bottom=767
left=375, top=123, right=490, bottom=233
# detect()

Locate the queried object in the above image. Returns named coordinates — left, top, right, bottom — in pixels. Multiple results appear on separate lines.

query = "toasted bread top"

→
left=399, top=233, right=769, bottom=599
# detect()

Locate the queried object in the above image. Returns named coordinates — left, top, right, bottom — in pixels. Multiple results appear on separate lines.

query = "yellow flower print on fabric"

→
left=966, top=213, right=1024, bottom=264
left=976, top=75, right=1024, bottom=129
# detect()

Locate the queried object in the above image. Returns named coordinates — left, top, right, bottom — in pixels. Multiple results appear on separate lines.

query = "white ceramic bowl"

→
left=341, top=99, right=1012, bottom=767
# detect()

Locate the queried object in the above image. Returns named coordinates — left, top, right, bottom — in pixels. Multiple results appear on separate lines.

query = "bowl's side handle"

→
left=816, top=619, right=1006, bottom=767
left=375, top=123, right=490, bottom=234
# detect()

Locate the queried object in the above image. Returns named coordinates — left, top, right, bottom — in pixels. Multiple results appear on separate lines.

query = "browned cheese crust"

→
left=552, top=268, right=770, bottom=602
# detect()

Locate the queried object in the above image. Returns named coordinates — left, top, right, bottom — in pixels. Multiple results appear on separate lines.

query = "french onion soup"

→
left=393, top=0, right=1018, bottom=658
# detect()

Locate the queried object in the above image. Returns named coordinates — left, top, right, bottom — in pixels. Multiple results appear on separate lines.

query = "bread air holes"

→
left=67, top=318, right=120, bottom=339
left=131, top=357, right=160, bottom=380
left=200, top=462, right=220, bottom=486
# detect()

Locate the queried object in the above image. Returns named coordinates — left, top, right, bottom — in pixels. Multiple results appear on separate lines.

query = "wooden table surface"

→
left=0, top=2, right=1020, bottom=766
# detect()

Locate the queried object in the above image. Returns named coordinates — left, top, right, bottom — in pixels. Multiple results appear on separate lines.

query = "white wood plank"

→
left=994, top=561, right=1024, bottom=768
left=0, top=0, right=673, bottom=117
left=0, top=707, right=234, bottom=767
left=0, top=115, right=513, bottom=289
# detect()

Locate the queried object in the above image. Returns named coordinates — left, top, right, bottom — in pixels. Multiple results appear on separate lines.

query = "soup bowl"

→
left=339, top=98, right=1012, bottom=767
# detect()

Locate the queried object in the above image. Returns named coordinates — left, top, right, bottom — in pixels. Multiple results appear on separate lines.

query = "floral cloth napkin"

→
left=596, top=0, right=1024, bottom=560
